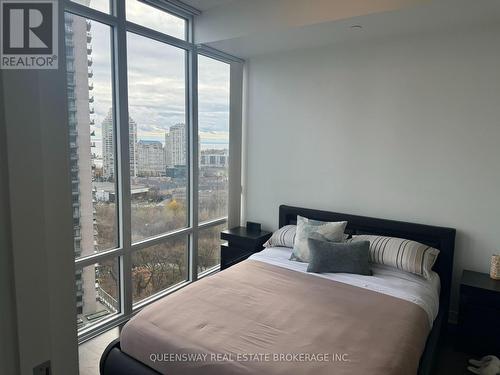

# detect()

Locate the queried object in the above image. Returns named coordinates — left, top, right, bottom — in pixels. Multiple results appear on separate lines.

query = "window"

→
left=71, top=0, right=110, bottom=14
left=198, top=223, right=227, bottom=274
left=198, top=55, right=230, bottom=223
left=76, top=258, right=120, bottom=329
left=126, top=1, right=186, bottom=40
left=132, top=236, right=188, bottom=304
left=65, top=13, right=118, bottom=261
left=65, top=0, right=241, bottom=340
left=127, top=32, right=188, bottom=242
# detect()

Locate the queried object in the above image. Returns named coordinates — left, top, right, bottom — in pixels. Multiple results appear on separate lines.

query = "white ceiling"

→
left=184, top=0, right=500, bottom=59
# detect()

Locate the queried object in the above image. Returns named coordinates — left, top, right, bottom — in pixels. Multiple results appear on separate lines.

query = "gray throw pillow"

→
left=307, top=235, right=371, bottom=275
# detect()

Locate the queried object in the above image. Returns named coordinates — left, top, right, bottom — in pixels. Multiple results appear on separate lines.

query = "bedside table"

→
left=457, top=270, right=500, bottom=354
left=220, top=227, right=272, bottom=270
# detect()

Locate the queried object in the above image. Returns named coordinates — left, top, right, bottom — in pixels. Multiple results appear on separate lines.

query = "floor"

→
left=434, top=330, right=475, bottom=375
left=79, top=326, right=478, bottom=375
left=78, top=327, right=119, bottom=375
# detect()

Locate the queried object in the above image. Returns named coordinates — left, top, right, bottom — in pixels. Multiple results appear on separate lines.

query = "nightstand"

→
left=457, top=270, right=500, bottom=354
left=220, top=227, right=272, bottom=270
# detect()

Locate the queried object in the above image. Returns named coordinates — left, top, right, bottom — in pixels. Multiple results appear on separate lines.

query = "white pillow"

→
left=349, top=235, right=439, bottom=279
left=290, top=216, right=347, bottom=263
left=263, top=225, right=296, bottom=248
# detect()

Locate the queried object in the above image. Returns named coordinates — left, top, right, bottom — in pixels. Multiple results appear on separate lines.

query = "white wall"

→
left=0, top=71, right=20, bottom=375
left=244, top=27, right=500, bottom=314
left=0, top=5, right=79, bottom=374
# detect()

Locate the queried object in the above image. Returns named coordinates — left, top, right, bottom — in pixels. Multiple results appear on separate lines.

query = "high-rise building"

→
left=164, top=132, right=172, bottom=168
left=102, top=109, right=138, bottom=179
left=200, top=149, right=229, bottom=168
left=137, top=140, right=165, bottom=176
left=164, top=124, right=186, bottom=168
left=65, top=11, right=96, bottom=316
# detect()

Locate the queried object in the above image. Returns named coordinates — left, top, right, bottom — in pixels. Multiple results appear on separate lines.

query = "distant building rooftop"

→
left=94, top=182, right=149, bottom=195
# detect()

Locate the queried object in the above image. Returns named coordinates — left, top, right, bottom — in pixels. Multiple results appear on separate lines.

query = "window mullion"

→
left=198, top=217, right=227, bottom=230
left=114, top=0, right=133, bottom=318
left=188, top=47, right=199, bottom=282
left=75, top=247, right=125, bottom=269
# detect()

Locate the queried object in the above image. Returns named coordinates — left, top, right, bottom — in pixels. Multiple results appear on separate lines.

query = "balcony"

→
left=89, top=82, right=94, bottom=90
left=87, top=46, right=93, bottom=55
left=90, top=119, right=95, bottom=125
left=89, top=106, right=95, bottom=114
left=87, top=32, right=92, bottom=43
left=88, top=69, right=93, bottom=78
left=67, top=74, right=75, bottom=87
left=89, top=95, right=94, bottom=103
left=86, top=20, right=91, bottom=31
left=88, top=57, right=93, bottom=67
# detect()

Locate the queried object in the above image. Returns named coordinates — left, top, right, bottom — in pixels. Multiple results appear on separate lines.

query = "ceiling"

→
left=182, top=0, right=500, bottom=59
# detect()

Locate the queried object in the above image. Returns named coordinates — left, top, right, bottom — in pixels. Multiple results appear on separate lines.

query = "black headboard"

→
left=279, top=205, right=456, bottom=315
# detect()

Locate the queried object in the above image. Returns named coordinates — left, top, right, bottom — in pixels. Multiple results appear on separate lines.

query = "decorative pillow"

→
left=307, top=235, right=371, bottom=275
left=349, top=235, right=439, bottom=279
left=290, top=216, right=347, bottom=262
left=263, top=225, right=297, bottom=248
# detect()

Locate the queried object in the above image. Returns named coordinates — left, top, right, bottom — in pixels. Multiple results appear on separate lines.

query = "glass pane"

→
left=65, top=13, right=118, bottom=258
left=76, top=258, right=120, bottom=331
left=198, top=223, right=226, bottom=274
left=126, top=0, right=186, bottom=40
left=71, top=0, right=110, bottom=14
left=132, top=236, right=188, bottom=304
left=198, top=55, right=230, bottom=223
left=127, top=32, right=188, bottom=243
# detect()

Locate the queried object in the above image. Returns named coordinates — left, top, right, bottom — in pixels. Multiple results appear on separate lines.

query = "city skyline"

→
left=99, top=113, right=229, bottom=177
left=88, top=20, right=230, bottom=152
left=92, top=106, right=229, bottom=160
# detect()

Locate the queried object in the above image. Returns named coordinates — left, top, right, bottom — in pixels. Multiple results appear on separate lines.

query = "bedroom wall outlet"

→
left=33, top=360, right=51, bottom=375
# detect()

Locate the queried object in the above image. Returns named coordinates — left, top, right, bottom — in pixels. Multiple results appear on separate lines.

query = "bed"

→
left=100, top=205, right=456, bottom=375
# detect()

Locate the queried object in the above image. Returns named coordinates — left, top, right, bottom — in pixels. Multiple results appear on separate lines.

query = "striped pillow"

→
left=263, top=225, right=297, bottom=248
left=349, top=235, right=439, bottom=279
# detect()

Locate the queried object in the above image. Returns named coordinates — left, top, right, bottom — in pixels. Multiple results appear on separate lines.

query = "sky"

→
left=71, top=0, right=230, bottom=150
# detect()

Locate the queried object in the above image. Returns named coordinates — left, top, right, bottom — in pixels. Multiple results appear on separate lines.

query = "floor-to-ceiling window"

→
left=197, top=55, right=231, bottom=273
left=64, top=0, right=241, bottom=341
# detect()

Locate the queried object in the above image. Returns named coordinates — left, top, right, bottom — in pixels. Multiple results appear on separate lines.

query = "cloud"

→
left=70, top=5, right=230, bottom=147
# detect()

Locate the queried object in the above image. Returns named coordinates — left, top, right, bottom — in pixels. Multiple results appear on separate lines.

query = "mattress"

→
left=121, top=253, right=434, bottom=375
left=250, top=246, right=440, bottom=325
